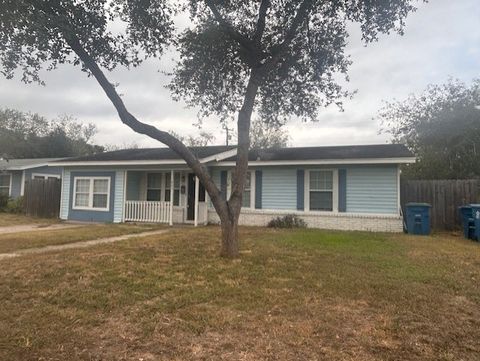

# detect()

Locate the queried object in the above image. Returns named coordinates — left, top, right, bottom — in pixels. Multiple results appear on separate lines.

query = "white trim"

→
left=215, top=157, right=416, bottom=167
left=59, top=168, right=65, bottom=217
left=20, top=171, right=25, bottom=196
left=200, top=148, right=238, bottom=163
left=31, top=173, right=61, bottom=180
left=122, top=170, right=128, bottom=222
left=51, top=156, right=416, bottom=167
left=397, top=165, right=402, bottom=216
left=5, top=163, right=52, bottom=170
left=194, top=176, right=199, bottom=227
left=169, top=170, right=174, bottom=226
left=72, top=176, right=111, bottom=212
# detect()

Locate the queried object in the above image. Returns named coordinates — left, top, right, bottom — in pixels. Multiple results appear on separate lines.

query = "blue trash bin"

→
left=459, top=206, right=475, bottom=239
left=469, top=204, right=480, bottom=241
left=405, top=203, right=431, bottom=235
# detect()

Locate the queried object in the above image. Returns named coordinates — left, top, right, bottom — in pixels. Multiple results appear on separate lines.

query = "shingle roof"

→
left=0, top=158, right=64, bottom=170
left=53, top=144, right=413, bottom=164
left=230, top=144, right=414, bottom=161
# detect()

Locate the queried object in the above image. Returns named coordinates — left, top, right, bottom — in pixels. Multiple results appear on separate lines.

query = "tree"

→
left=0, top=0, right=420, bottom=257
left=379, top=78, right=480, bottom=179
left=169, top=130, right=216, bottom=147
left=0, top=108, right=103, bottom=158
left=250, top=119, right=289, bottom=149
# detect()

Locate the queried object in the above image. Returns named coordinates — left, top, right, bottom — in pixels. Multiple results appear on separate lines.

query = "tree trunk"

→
left=220, top=213, right=240, bottom=258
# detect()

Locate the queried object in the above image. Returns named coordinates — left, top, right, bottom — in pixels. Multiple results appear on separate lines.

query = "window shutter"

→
left=338, top=169, right=347, bottom=212
left=297, top=169, right=304, bottom=211
left=220, top=170, right=228, bottom=200
left=255, top=170, right=262, bottom=209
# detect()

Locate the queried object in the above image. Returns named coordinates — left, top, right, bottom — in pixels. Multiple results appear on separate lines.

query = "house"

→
left=0, top=158, right=64, bottom=198
left=52, top=144, right=415, bottom=232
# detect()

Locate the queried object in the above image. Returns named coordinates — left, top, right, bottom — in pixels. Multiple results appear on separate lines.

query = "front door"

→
left=187, top=173, right=195, bottom=221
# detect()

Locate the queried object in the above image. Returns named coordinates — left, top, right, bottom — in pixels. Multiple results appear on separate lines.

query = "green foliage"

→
left=171, top=1, right=419, bottom=126
left=0, top=193, right=8, bottom=211
left=267, top=214, right=307, bottom=229
left=5, top=196, right=24, bottom=214
left=379, top=79, right=480, bottom=179
left=0, top=108, right=104, bottom=158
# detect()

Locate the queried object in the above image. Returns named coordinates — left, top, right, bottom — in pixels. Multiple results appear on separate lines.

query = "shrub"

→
left=0, top=193, right=9, bottom=211
left=267, top=214, right=307, bottom=229
left=5, top=196, right=24, bottom=214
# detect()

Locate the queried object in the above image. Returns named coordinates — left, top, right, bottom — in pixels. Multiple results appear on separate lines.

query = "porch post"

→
left=194, top=176, right=199, bottom=227
left=169, top=170, right=174, bottom=226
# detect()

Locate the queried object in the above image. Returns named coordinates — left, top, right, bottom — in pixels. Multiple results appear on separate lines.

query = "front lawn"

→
left=0, top=223, right=165, bottom=253
left=0, top=227, right=479, bottom=360
left=0, top=213, right=59, bottom=227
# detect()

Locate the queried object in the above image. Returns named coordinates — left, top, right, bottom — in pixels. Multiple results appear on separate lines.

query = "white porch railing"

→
left=124, top=201, right=172, bottom=223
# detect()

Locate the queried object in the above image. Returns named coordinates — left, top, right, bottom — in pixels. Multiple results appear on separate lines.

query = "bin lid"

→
left=469, top=203, right=480, bottom=207
left=406, top=202, right=431, bottom=207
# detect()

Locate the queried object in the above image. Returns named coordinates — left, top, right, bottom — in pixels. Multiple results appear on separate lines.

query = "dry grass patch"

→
left=0, top=213, right=59, bottom=227
left=0, top=223, right=165, bottom=253
left=0, top=227, right=479, bottom=360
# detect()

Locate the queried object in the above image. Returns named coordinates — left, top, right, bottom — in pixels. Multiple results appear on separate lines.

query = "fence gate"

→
left=400, top=179, right=480, bottom=231
left=24, top=178, right=61, bottom=218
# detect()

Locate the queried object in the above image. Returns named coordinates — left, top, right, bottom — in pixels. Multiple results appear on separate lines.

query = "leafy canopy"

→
left=380, top=79, right=480, bottom=179
left=1, top=0, right=419, bottom=126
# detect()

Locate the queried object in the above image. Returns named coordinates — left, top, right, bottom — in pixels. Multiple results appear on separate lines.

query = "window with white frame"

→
left=73, top=177, right=110, bottom=211
left=165, top=172, right=180, bottom=206
left=229, top=171, right=253, bottom=208
left=32, top=173, right=60, bottom=181
left=309, top=170, right=333, bottom=211
left=0, top=174, right=10, bottom=196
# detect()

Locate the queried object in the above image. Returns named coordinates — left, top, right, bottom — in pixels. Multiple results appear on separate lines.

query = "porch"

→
left=123, top=169, right=209, bottom=226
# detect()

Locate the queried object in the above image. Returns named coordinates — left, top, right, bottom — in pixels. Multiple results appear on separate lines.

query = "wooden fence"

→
left=400, top=179, right=480, bottom=231
left=23, top=178, right=61, bottom=218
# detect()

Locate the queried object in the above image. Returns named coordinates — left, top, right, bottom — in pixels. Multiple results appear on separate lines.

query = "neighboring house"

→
left=0, top=158, right=64, bottom=198
left=53, top=144, right=415, bottom=232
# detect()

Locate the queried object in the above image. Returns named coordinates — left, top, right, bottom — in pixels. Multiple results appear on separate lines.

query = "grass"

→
left=0, top=223, right=164, bottom=253
left=0, top=226, right=479, bottom=360
left=0, top=213, right=59, bottom=227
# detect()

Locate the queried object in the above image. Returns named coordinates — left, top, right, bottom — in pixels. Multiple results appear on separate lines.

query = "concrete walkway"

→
left=0, top=229, right=169, bottom=260
left=0, top=223, right=84, bottom=235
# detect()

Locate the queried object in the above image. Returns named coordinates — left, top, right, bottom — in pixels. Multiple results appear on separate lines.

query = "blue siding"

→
left=68, top=171, right=116, bottom=222
left=9, top=171, right=23, bottom=198
left=346, top=166, right=398, bottom=214
left=25, top=166, right=62, bottom=180
left=262, top=168, right=297, bottom=210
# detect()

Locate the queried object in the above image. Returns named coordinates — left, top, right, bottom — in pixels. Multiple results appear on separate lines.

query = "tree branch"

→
left=204, top=0, right=259, bottom=60
left=253, top=0, right=270, bottom=45
left=65, top=34, right=228, bottom=215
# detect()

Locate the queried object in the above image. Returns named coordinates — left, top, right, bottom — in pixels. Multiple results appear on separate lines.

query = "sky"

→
left=0, top=0, right=479, bottom=148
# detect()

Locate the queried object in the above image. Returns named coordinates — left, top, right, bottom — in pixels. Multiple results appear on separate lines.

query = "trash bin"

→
left=405, top=203, right=431, bottom=235
left=469, top=204, right=480, bottom=241
left=459, top=206, right=475, bottom=240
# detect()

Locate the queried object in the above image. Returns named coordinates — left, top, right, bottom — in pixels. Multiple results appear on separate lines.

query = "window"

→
left=32, top=173, right=60, bottom=180
left=146, top=173, right=162, bottom=201
left=0, top=174, right=10, bottom=196
left=309, top=170, right=333, bottom=211
left=165, top=172, right=180, bottom=206
left=229, top=171, right=252, bottom=208
left=73, top=177, right=110, bottom=211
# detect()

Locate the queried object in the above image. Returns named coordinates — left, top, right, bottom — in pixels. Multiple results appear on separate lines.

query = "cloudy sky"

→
left=1, top=0, right=479, bottom=148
